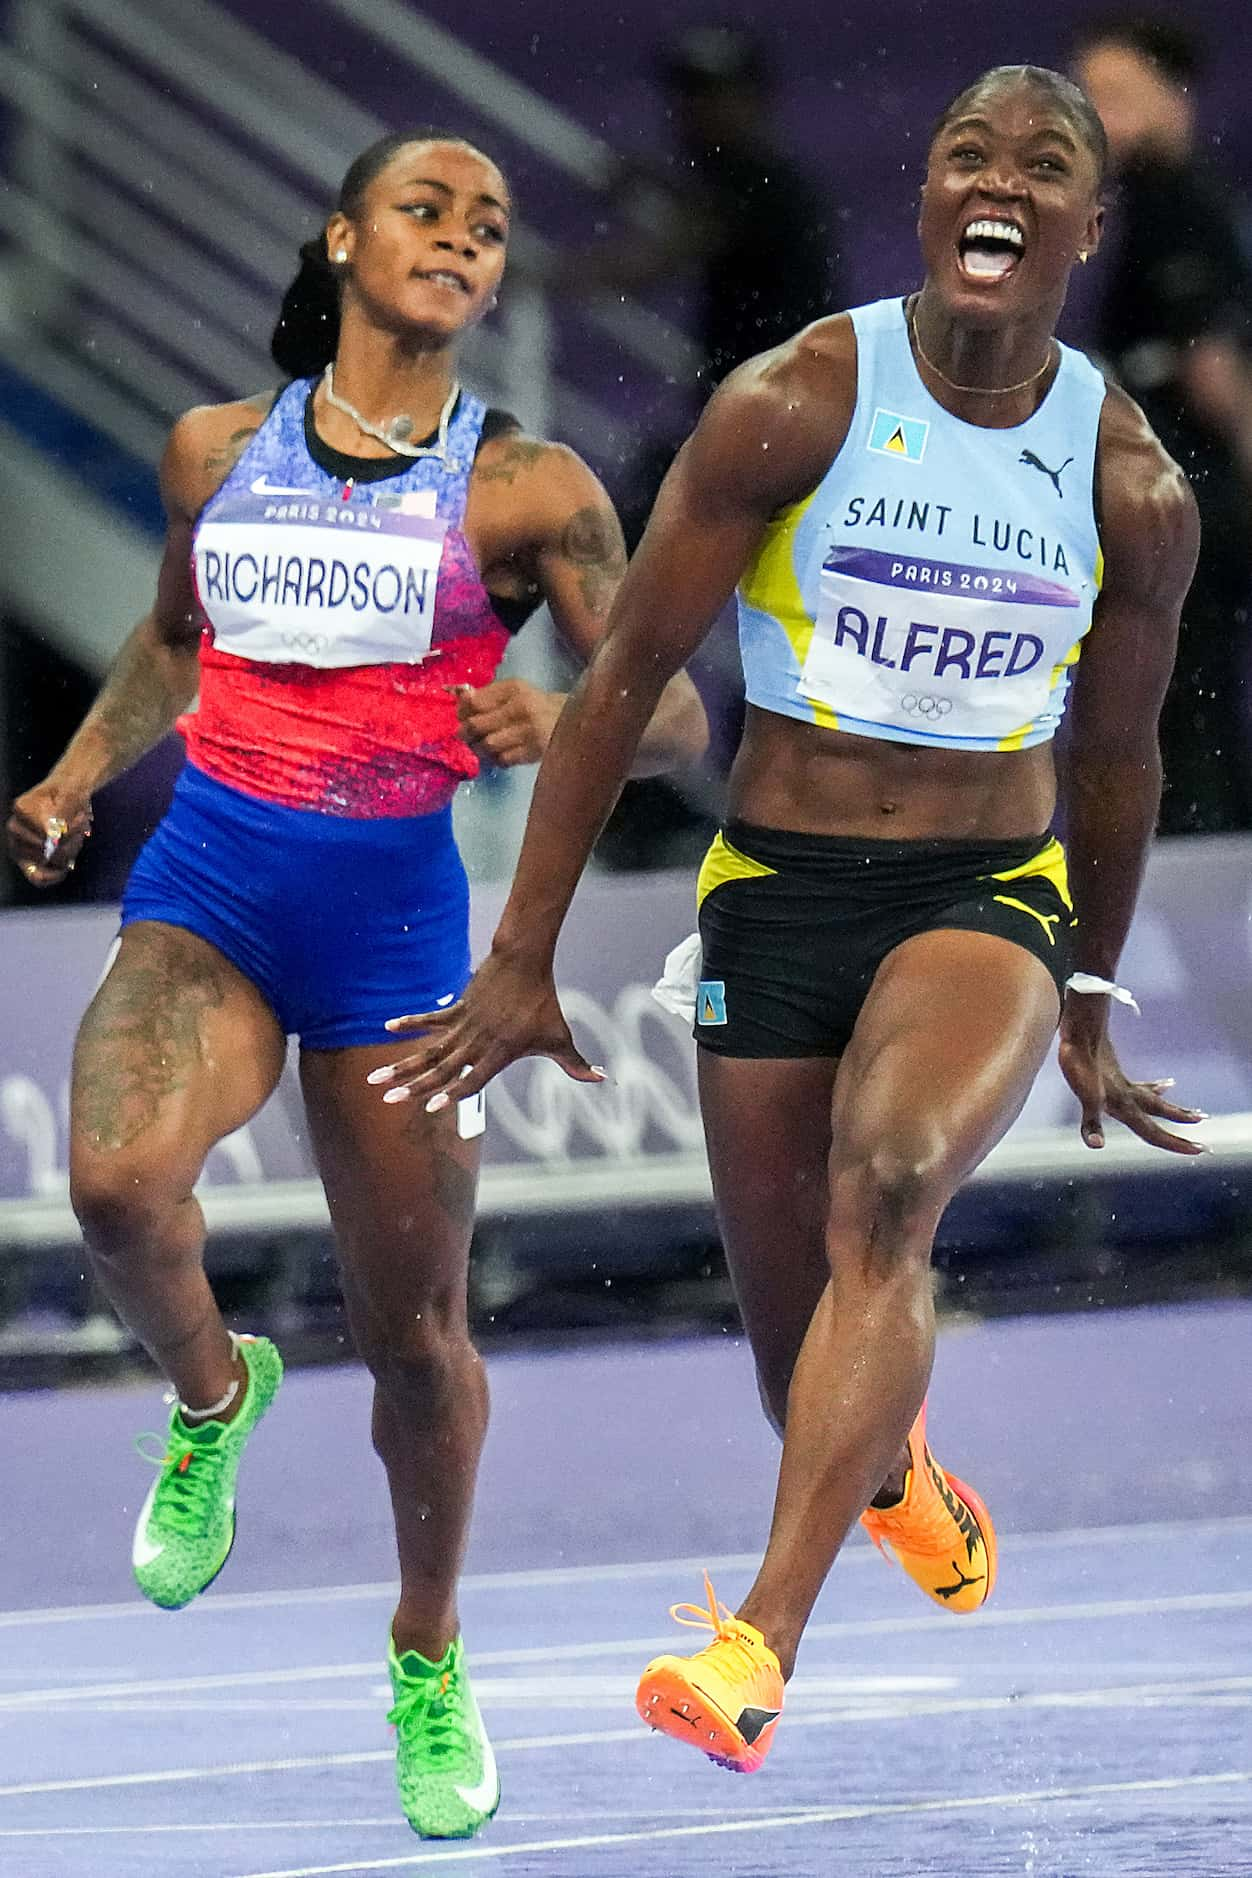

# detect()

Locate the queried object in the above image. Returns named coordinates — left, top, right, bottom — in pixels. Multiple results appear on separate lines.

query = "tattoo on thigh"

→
left=428, top=1138, right=478, bottom=1242
left=74, top=936, right=228, bottom=1152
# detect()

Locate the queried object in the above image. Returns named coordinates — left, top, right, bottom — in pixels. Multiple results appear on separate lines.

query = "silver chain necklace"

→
left=320, top=364, right=459, bottom=458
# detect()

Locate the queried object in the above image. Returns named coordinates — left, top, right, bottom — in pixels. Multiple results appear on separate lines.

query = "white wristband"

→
left=1065, top=972, right=1140, bottom=1014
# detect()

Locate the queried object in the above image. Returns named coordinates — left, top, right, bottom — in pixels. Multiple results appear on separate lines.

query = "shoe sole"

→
left=945, top=1471, right=999, bottom=1606
left=636, top=1661, right=774, bottom=1773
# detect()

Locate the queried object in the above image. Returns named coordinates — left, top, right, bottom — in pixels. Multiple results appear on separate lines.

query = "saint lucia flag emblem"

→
left=697, top=979, right=728, bottom=1026
left=868, top=408, right=929, bottom=463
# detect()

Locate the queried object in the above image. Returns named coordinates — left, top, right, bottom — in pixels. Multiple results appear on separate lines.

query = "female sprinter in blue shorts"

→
left=5, top=131, right=705, bottom=1837
left=377, top=68, right=1206, bottom=1777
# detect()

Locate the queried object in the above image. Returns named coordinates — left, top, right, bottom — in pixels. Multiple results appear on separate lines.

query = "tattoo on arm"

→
left=559, top=503, right=628, bottom=618
left=79, top=624, right=199, bottom=784
left=474, top=437, right=550, bottom=485
left=203, top=426, right=260, bottom=477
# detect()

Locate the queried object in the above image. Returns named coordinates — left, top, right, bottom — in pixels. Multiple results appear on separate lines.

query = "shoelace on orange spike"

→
left=667, top=1573, right=766, bottom=1684
left=669, top=1569, right=734, bottom=1637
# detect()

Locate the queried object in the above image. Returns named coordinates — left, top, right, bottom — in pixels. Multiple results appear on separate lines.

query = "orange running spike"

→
left=860, top=1399, right=998, bottom=1612
left=636, top=1573, right=784, bottom=1773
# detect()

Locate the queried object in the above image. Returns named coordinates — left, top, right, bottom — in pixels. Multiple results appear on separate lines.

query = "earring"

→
left=334, top=248, right=349, bottom=264
left=488, top=293, right=499, bottom=310
left=1078, top=250, right=1089, bottom=264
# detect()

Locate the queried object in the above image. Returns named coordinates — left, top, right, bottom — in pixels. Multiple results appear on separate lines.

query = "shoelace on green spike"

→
left=134, top=1431, right=226, bottom=1539
left=388, top=1664, right=470, bottom=1762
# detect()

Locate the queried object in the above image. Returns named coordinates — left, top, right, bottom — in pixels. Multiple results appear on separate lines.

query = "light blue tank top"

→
left=738, top=297, right=1107, bottom=750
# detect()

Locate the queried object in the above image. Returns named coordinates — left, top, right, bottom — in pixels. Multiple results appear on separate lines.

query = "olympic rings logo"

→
left=281, top=631, right=331, bottom=657
left=900, top=693, right=953, bottom=720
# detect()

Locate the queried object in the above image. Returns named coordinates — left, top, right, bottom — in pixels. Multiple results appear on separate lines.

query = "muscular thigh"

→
left=698, top=1050, right=837, bottom=1397
left=71, top=921, right=287, bottom=1182
left=831, top=927, right=1061, bottom=1196
left=299, top=1045, right=482, bottom=1325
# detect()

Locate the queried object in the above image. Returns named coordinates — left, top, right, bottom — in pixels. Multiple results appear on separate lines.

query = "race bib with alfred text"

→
left=799, top=546, right=1085, bottom=742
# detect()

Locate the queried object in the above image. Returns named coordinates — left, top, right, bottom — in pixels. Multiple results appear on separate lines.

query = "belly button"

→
left=878, top=799, right=899, bottom=816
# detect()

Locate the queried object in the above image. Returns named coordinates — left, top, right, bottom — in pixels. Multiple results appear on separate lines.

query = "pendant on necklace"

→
left=341, top=478, right=355, bottom=503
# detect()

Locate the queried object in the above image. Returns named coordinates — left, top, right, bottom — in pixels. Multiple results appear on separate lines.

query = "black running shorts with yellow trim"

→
left=694, top=819, right=1074, bottom=1058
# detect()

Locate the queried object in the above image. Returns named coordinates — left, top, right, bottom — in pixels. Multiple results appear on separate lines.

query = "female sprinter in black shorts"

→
left=5, top=131, right=705, bottom=1835
left=378, top=68, right=1205, bottom=1776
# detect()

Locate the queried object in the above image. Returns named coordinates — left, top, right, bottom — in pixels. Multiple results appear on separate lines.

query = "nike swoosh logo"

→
left=454, top=1738, right=499, bottom=1813
left=251, top=476, right=315, bottom=497
left=131, top=1478, right=165, bottom=1568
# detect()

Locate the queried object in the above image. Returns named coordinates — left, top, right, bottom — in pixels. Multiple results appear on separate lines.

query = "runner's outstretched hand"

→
left=1058, top=1014, right=1206, bottom=1155
left=368, top=950, right=606, bottom=1109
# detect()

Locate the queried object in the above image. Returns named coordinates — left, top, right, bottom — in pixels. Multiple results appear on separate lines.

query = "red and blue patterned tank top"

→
left=181, top=377, right=530, bottom=817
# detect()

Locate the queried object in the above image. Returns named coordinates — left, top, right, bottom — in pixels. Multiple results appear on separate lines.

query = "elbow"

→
left=627, top=682, right=709, bottom=779
left=1067, top=733, right=1162, bottom=792
left=674, top=685, right=710, bottom=768
left=655, top=680, right=710, bottom=773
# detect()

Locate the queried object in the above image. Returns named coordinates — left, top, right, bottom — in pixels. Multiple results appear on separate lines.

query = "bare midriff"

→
left=727, top=705, right=1057, bottom=841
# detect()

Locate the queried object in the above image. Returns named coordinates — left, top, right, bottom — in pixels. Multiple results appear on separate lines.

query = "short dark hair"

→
left=270, top=130, right=507, bottom=379
left=1073, top=12, right=1204, bottom=87
left=933, top=65, right=1109, bottom=187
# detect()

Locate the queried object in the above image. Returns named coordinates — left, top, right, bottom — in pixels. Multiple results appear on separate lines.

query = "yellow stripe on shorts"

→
left=696, top=832, right=778, bottom=909
left=988, top=836, right=1072, bottom=910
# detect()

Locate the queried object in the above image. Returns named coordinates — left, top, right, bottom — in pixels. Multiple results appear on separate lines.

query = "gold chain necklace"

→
left=908, top=303, right=1055, bottom=398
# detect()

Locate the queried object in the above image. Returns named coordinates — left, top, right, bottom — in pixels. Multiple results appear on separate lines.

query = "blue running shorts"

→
left=121, top=763, right=471, bottom=1049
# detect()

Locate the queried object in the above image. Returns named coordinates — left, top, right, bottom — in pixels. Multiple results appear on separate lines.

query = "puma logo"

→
left=935, top=1560, right=986, bottom=1601
left=1019, top=449, right=1073, bottom=497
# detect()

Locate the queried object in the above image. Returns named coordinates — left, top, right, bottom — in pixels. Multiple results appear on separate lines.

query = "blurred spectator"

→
left=1076, top=12, right=1252, bottom=834
left=566, top=27, right=840, bottom=868
left=564, top=27, right=839, bottom=413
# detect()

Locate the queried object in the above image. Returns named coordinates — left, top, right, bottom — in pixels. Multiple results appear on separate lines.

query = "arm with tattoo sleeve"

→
left=6, top=402, right=262, bottom=886
left=455, top=438, right=707, bottom=775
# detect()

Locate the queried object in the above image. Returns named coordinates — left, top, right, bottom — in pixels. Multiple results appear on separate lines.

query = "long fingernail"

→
left=425, top=1092, right=450, bottom=1114
left=459, top=1065, right=474, bottom=1080
left=366, top=1065, right=395, bottom=1085
left=382, top=1086, right=412, bottom=1104
left=384, top=1018, right=408, bottom=1032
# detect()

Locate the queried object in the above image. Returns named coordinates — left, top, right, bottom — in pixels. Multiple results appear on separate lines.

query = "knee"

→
left=829, top=1141, right=950, bottom=1274
left=358, top=1293, right=479, bottom=1405
left=70, top=1151, right=186, bottom=1260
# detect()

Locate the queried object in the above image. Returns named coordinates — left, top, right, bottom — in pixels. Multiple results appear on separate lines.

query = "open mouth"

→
left=419, top=268, right=471, bottom=295
left=957, top=218, right=1025, bottom=284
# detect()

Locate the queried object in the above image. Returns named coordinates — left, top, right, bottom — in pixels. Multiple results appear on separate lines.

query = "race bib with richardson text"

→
left=193, top=491, right=448, bottom=669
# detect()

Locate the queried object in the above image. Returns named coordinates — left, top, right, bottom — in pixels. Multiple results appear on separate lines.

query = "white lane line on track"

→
left=230, top=1772, right=1252, bottom=1878
left=4, top=1677, right=1251, bottom=1800
left=0, top=1805, right=832, bottom=1839
left=4, top=1586, right=1250, bottom=1712
left=3, top=1511, right=1249, bottom=1631
left=20, top=1676, right=1252, bottom=1732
